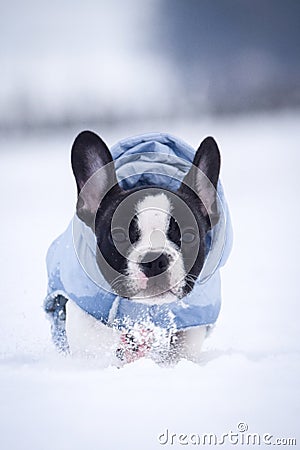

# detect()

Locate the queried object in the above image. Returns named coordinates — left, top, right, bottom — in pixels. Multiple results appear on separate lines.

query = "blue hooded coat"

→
left=45, top=133, right=233, bottom=341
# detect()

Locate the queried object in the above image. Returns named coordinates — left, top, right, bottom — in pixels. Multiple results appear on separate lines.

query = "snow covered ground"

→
left=0, top=111, right=299, bottom=449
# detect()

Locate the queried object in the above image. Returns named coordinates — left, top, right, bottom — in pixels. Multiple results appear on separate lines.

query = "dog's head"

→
left=71, top=131, right=220, bottom=302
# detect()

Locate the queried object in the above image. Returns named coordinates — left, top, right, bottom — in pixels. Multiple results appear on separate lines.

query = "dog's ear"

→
left=179, top=136, right=221, bottom=227
left=71, top=130, right=120, bottom=228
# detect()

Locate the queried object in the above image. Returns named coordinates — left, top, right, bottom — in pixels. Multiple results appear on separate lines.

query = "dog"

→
left=45, top=131, right=232, bottom=365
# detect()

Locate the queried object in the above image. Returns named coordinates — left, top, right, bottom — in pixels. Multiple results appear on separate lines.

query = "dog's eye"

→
left=111, top=228, right=127, bottom=243
left=182, top=229, right=197, bottom=244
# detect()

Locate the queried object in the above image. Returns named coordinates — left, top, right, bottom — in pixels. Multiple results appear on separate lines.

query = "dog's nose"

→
left=140, top=252, right=169, bottom=277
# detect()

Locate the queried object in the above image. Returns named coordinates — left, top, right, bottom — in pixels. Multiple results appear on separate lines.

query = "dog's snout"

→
left=140, top=252, right=169, bottom=278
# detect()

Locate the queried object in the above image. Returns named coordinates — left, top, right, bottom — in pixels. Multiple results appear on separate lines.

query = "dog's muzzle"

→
left=140, top=251, right=169, bottom=277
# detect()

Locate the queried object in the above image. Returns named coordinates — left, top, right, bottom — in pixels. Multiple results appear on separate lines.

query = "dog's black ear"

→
left=179, top=136, right=221, bottom=227
left=71, top=130, right=119, bottom=227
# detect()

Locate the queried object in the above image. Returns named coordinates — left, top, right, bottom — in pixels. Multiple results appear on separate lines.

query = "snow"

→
left=1, top=111, right=300, bottom=449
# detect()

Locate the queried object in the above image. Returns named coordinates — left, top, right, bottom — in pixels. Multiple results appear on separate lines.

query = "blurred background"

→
left=1, top=0, right=300, bottom=134
left=1, top=3, right=300, bottom=449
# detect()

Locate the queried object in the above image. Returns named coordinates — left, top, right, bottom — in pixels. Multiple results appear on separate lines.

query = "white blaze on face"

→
left=136, top=193, right=170, bottom=250
left=126, top=193, right=186, bottom=303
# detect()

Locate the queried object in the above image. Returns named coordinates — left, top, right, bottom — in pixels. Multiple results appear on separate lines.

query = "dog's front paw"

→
left=115, top=325, right=184, bottom=366
left=116, top=326, right=155, bottom=364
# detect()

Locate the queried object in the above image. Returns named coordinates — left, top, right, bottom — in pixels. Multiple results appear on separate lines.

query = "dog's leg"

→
left=148, top=331, right=183, bottom=367
left=66, top=300, right=121, bottom=363
left=152, top=326, right=208, bottom=366
left=179, top=326, right=208, bottom=363
left=44, top=294, right=69, bottom=353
